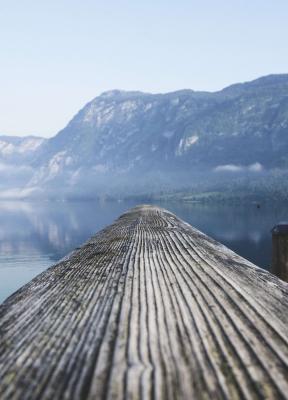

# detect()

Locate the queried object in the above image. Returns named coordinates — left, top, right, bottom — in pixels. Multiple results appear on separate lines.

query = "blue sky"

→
left=0, top=0, right=287, bottom=137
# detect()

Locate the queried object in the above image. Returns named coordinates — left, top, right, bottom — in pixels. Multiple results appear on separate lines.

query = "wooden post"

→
left=272, top=223, right=288, bottom=282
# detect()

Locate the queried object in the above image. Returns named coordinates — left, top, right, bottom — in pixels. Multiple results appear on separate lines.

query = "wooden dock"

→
left=0, top=205, right=288, bottom=399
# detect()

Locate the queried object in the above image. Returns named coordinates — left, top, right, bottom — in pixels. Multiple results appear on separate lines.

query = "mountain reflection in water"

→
left=0, top=200, right=287, bottom=303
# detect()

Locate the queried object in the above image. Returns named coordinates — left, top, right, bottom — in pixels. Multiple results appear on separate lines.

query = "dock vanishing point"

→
left=0, top=205, right=288, bottom=399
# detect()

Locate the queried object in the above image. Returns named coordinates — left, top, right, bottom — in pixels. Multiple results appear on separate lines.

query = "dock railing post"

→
left=271, top=223, right=288, bottom=282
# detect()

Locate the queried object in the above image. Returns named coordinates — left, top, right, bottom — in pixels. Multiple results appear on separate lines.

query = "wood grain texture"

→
left=0, top=205, right=288, bottom=400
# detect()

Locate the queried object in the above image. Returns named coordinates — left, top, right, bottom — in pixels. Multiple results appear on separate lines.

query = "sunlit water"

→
left=0, top=200, right=287, bottom=303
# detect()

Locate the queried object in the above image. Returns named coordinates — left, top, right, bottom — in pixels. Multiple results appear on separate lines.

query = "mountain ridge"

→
left=1, top=74, right=288, bottom=199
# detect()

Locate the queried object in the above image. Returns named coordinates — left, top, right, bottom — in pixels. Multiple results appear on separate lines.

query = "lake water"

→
left=0, top=200, right=287, bottom=303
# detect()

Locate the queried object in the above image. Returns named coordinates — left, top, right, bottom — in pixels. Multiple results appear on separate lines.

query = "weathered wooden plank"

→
left=0, top=205, right=288, bottom=399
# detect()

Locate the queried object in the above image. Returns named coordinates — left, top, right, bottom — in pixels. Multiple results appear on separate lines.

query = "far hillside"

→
left=1, top=74, right=288, bottom=202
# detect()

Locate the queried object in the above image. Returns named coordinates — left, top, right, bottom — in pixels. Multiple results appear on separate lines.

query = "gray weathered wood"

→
left=0, top=205, right=288, bottom=399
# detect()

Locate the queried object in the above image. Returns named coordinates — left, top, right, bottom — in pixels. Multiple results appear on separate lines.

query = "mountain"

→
left=3, top=74, right=288, bottom=199
left=0, top=136, right=46, bottom=198
left=0, top=136, right=46, bottom=163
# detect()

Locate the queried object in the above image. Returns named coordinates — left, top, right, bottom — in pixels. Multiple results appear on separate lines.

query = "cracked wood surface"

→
left=0, top=205, right=288, bottom=400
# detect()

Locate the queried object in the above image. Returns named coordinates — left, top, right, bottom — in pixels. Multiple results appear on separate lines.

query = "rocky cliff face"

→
left=3, top=74, right=288, bottom=198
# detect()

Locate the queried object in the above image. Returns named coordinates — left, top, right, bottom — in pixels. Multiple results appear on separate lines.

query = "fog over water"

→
left=0, top=200, right=287, bottom=303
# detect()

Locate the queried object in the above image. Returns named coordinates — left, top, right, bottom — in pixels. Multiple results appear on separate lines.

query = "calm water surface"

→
left=0, top=200, right=287, bottom=303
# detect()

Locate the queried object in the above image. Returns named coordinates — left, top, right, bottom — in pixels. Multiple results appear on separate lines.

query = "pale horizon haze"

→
left=0, top=0, right=287, bottom=138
